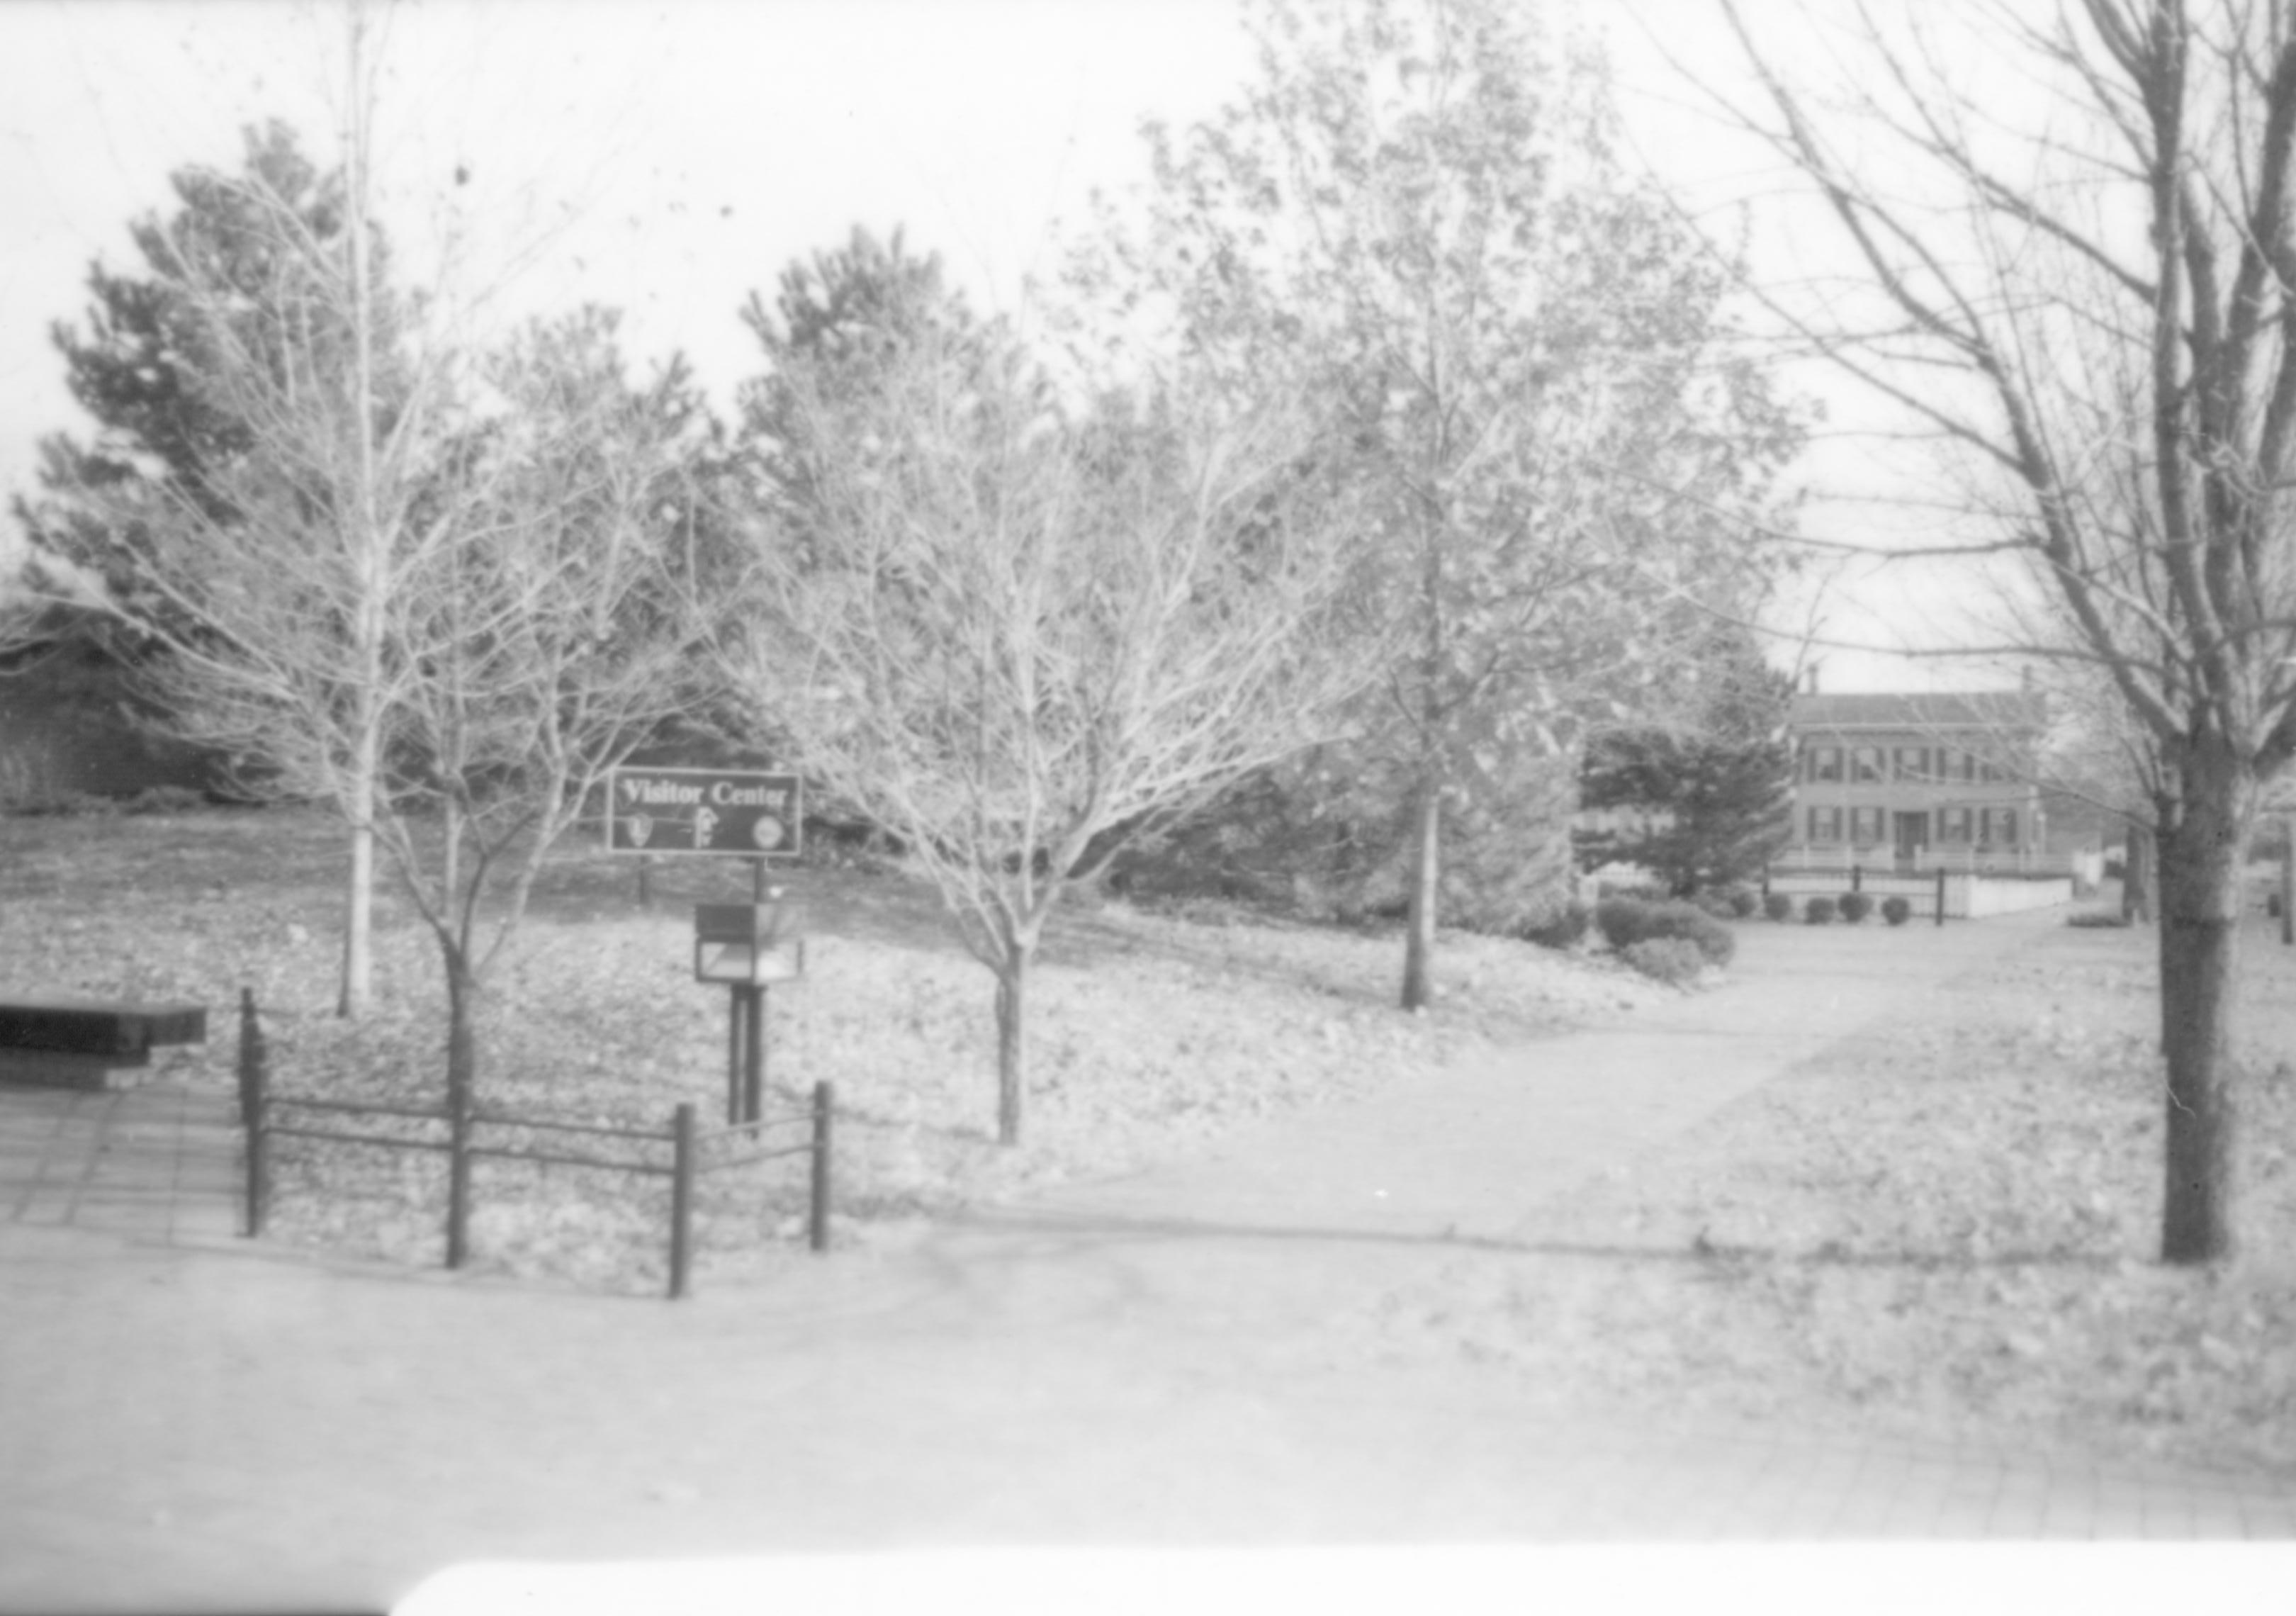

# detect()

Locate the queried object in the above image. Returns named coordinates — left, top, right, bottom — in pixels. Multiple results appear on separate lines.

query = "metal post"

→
left=726, top=984, right=745, bottom=1125
left=752, top=857, right=767, bottom=903
left=669, top=1102, right=697, bottom=1299
left=637, top=853, right=653, bottom=910
left=1851, top=863, right=1862, bottom=893
left=742, top=987, right=766, bottom=1124
left=241, top=992, right=268, bottom=1240
left=236, top=987, right=262, bottom=1135
left=446, top=1086, right=473, bottom=1270
left=809, top=1081, right=833, bottom=1255
left=1935, top=865, right=1947, bottom=927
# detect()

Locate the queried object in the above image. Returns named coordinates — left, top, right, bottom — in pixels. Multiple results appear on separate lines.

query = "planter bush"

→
left=1804, top=894, right=1838, bottom=925
left=1881, top=894, right=1913, bottom=926
left=1623, top=937, right=1706, bottom=986
left=1840, top=892, right=1874, bottom=924
left=1762, top=892, right=1794, bottom=922
left=1726, top=887, right=1762, bottom=919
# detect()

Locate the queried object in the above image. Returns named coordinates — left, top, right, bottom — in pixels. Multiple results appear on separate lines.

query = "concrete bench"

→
left=0, top=999, right=208, bottom=1091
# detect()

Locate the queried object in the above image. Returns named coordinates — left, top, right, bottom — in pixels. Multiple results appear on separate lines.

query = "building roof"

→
left=1790, top=690, right=2049, bottom=733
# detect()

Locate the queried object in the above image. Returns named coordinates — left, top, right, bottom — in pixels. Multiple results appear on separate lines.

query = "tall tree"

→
left=1069, top=0, right=1799, bottom=1009
left=731, top=273, right=1368, bottom=1144
left=21, top=83, right=421, bottom=1017
left=1712, top=0, right=2296, bottom=1262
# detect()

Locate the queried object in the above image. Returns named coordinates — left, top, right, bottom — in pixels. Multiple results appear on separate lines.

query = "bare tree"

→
left=729, top=318, right=1371, bottom=1145
left=25, top=11, right=432, bottom=1018
left=372, top=308, right=707, bottom=1119
left=1712, top=0, right=2296, bottom=1262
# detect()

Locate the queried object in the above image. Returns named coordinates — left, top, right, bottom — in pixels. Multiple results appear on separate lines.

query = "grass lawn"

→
left=1367, top=907, right=2296, bottom=1478
left=0, top=804, right=1667, bottom=1290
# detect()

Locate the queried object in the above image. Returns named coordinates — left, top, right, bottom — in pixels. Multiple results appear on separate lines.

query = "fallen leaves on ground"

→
left=1364, top=923, right=2296, bottom=1477
left=1, top=807, right=1668, bottom=1293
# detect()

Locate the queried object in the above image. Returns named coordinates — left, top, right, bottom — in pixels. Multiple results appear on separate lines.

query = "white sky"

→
left=0, top=0, right=2002, bottom=692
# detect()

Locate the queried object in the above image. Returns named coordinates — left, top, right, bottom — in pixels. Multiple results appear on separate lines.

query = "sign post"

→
left=610, top=768, right=806, bottom=1124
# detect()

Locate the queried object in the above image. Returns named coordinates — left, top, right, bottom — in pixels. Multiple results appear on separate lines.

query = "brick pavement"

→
left=4, top=912, right=2296, bottom=1614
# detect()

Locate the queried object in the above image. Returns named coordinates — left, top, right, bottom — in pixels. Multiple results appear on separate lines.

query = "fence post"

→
left=239, top=989, right=268, bottom=1239
left=445, top=1086, right=473, bottom=1271
left=809, top=1081, right=834, bottom=1255
left=1935, top=865, right=1947, bottom=927
left=669, top=1102, right=697, bottom=1300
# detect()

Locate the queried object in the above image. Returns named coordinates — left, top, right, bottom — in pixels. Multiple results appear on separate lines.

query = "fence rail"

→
left=235, top=988, right=833, bottom=1300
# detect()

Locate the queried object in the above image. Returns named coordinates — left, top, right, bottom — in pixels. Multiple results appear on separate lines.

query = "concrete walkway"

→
left=4, top=911, right=2294, bottom=1614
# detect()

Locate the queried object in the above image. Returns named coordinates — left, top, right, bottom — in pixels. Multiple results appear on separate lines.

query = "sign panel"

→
left=607, top=768, right=803, bottom=858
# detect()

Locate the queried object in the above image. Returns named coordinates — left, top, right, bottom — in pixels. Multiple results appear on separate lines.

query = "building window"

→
left=1851, top=746, right=1883, bottom=783
left=1983, top=807, right=2019, bottom=845
left=1851, top=806, right=1885, bottom=845
left=1807, top=746, right=1842, bottom=783
left=1940, top=807, right=1973, bottom=843
left=1894, top=746, right=1929, bottom=781
left=1808, top=806, right=1843, bottom=843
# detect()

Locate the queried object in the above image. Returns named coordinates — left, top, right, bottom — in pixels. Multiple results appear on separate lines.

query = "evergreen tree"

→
left=1575, top=635, right=1793, bottom=897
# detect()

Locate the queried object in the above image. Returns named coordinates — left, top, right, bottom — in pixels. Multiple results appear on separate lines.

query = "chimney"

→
left=1804, top=663, right=1820, bottom=696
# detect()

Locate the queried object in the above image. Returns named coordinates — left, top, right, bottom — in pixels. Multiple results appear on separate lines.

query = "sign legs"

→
left=725, top=983, right=768, bottom=1125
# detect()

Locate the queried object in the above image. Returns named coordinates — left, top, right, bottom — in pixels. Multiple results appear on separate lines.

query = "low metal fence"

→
left=234, top=989, right=832, bottom=1299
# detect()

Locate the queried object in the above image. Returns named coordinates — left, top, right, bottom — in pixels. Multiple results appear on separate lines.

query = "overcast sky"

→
left=0, top=0, right=1996, bottom=692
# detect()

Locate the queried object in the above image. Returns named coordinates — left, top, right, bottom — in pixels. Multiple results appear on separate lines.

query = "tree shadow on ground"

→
left=954, top=1205, right=2129, bottom=1274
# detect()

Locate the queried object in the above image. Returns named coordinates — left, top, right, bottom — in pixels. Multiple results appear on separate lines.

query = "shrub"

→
left=1762, top=892, right=1794, bottom=922
left=1726, top=887, right=1762, bottom=919
left=1623, top=936, right=1706, bottom=986
left=1521, top=902, right=1591, bottom=950
left=1804, top=894, right=1838, bottom=924
left=1839, top=891, right=1874, bottom=924
left=1596, top=896, right=1735, bottom=967
left=1593, top=897, right=1655, bottom=951
left=1881, top=895, right=1913, bottom=926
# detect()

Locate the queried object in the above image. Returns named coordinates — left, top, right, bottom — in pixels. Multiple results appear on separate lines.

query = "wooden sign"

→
left=607, top=768, right=803, bottom=858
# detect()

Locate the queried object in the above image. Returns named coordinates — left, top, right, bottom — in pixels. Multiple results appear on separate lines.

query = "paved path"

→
left=4, top=911, right=2294, bottom=1615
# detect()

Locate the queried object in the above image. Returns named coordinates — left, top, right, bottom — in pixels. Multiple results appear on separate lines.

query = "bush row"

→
left=1770, top=892, right=1913, bottom=926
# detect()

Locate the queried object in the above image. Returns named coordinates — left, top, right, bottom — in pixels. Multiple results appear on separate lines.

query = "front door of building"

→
left=1893, top=811, right=1928, bottom=871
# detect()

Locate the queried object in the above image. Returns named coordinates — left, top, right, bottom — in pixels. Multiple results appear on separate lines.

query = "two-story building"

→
left=1782, top=690, right=2051, bottom=872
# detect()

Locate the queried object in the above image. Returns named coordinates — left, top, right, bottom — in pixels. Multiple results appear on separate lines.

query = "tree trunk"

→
left=441, top=933, right=480, bottom=1116
left=994, top=945, right=1030, bottom=1147
left=2155, top=768, right=2254, bottom=1265
left=339, top=778, right=374, bottom=1017
left=1400, top=771, right=1440, bottom=1011
left=339, top=3, right=381, bottom=1023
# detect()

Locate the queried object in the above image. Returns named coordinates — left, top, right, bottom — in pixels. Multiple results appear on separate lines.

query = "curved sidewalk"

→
left=4, top=909, right=2293, bottom=1614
